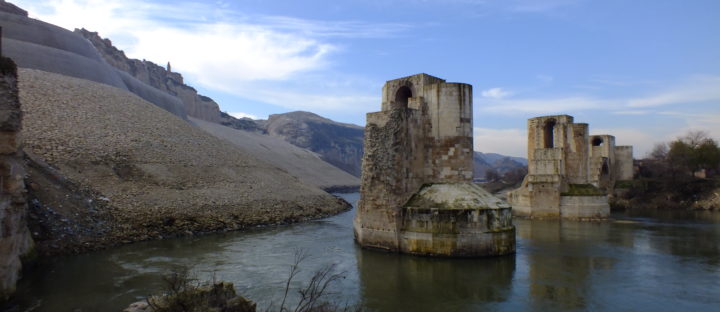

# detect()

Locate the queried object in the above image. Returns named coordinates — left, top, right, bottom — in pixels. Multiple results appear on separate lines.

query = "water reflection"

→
left=357, top=251, right=515, bottom=311
left=4, top=193, right=720, bottom=312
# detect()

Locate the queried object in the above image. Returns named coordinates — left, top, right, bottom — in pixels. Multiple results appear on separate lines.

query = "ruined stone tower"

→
left=508, top=115, right=633, bottom=219
left=354, top=74, right=515, bottom=257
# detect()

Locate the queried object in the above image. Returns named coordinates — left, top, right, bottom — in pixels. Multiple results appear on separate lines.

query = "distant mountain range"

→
left=473, top=152, right=528, bottom=179
left=219, top=111, right=527, bottom=179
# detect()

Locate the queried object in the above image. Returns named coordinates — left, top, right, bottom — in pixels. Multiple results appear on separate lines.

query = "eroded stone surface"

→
left=0, top=57, right=33, bottom=301
left=354, top=74, right=515, bottom=257
left=508, top=115, right=634, bottom=219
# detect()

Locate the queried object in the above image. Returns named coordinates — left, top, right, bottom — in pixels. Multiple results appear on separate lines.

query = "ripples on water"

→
left=7, top=193, right=720, bottom=311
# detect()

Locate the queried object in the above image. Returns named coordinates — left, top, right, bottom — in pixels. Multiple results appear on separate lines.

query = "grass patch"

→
left=614, top=180, right=634, bottom=189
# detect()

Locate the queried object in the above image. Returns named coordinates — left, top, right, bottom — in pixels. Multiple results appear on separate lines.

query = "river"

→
left=6, top=193, right=720, bottom=311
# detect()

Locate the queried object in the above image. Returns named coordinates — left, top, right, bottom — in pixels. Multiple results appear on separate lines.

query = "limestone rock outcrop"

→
left=354, top=74, right=515, bottom=257
left=0, top=0, right=26, bottom=17
left=0, top=10, right=186, bottom=119
left=18, top=68, right=349, bottom=254
left=0, top=57, right=33, bottom=301
left=76, top=29, right=221, bottom=123
left=262, top=111, right=365, bottom=177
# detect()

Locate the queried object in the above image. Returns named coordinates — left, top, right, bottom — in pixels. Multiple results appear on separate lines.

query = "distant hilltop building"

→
left=354, top=73, right=515, bottom=257
left=508, top=115, right=633, bottom=219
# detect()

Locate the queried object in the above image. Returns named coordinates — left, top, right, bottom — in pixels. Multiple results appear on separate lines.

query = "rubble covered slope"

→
left=18, top=68, right=349, bottom=253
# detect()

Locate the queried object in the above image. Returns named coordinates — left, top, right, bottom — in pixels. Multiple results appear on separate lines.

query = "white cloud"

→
left=658, top=112, right=720, bottom=142
left=229, top=112, right=260, bottom=120
left=476, top=75, right=720, bottom=116
left=481, top=87, right=511, bottom=99
left=611, top=110, right=651, bottom=115
left=14, top=0, right=398, bottom=113
left=227, top=83, right=380, bottom=112
left=474, top=128, right=527, bottom=157
left=19, top=0, right=332, bottom=82
left=627, top=76, right=720, bottom=108
left=592, top=128, right=657, bottom=158
left=477, top=96, right=609, bottom=115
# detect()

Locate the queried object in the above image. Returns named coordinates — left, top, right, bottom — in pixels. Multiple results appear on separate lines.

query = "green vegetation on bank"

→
left=613, top=131, right=720, bottom=210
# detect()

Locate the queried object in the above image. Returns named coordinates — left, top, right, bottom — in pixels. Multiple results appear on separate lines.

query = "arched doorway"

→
left=601, top=158, right=610, bottom=175
left=394, top=86, right=412, bottom=109
left=543, top=119, right=556, bottom=148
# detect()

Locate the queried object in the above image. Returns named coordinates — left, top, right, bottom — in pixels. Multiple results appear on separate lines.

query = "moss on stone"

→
left=561, top=184, right=606, bottom=196
left=614, top=180, right=634, bottom=189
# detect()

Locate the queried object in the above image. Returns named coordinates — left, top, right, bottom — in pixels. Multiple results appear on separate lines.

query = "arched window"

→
left=544, top=119, right=556, bottom=148
left=394, top=86, right=412, bottom=109
left=592, top=137, right=604, bottom=146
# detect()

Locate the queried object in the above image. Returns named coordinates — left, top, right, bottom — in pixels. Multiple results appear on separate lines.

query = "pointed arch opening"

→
left=394, top=86, right=412, bottom=109
left=543, top=119, right=556, bottom=148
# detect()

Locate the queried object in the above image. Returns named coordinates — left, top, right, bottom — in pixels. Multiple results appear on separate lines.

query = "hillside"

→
left=473, top=152, right=527, bottom=179
left=190, top=117, right=359, bottom=191
left=18, top=68, right=349, bottom=254
left=260, top=111, right=365, bottom=177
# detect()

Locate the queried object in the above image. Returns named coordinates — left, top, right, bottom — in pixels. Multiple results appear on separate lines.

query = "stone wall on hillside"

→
left=76, top=29, right=221, bottom=123
left=0, top=0, right=27, bottom=17
left=0, top=56, right=33, bottom=301
left=0, top=10, right=187, bottom=119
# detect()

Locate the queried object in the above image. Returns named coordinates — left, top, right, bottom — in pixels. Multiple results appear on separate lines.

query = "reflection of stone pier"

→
left=508, top=115, right=633, bottom=219
left=356, top=249, right=516, bottom=311
left=353, top=74, right=515, bottom=257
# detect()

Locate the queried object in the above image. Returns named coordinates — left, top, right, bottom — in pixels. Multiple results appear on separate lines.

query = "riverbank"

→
left=4, top=193, right=720, bottom=312
left=610, top=177, right=720, bottom=211
left=18, top=68, right=353, bottom=256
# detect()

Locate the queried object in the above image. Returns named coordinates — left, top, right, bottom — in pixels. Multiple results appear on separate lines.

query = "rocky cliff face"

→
left=0, top=57, right=33, bottom=301
left=0, top=0, right=25, bottom=16
left=76, top=29, right=221, bottom=123
left=260, top=111, right=365, bottom=177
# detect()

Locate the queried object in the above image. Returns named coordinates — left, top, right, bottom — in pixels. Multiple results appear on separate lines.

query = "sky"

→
left=13, top=0, right=720, bottom=158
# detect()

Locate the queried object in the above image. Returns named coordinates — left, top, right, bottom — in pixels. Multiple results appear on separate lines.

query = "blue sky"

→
left=15, top=0, right=720, bottom=157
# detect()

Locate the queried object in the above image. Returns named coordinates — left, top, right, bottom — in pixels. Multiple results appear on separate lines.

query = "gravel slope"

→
left=18, top=68, right=349, bottom=249
left=189, top=117, right=359, bottom=191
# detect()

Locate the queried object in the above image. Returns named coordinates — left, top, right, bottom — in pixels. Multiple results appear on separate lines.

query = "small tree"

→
left=502, top=167, right=528, bottom=186
left=649, top=142, right=668, bottom=160
left=485, top=169, right=501, bottom=182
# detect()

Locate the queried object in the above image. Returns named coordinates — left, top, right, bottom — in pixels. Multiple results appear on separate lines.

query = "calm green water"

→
left=5, top=193, right=720, bottom=311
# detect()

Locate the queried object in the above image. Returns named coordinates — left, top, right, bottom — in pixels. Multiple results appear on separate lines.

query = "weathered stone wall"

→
left=0, top=56, right=32, bottom=301
left=615, top=146, right=634, bottom=181
left=565, top=123, right=590, bottom=184
left=75, top=29, right=220, bottom=122
left=589, top=135, right=616, bottom=190
left=559, top=196, right=610, bottom=219
left=509, top=114, right=630, bottom=219
left=356, top=74, right=486, bottom=252
left=421, top=82, right=474, bottom=182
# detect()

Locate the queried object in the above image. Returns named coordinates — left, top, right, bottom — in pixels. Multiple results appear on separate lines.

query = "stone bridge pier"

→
left=354, top=74, right=515, bottom=257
